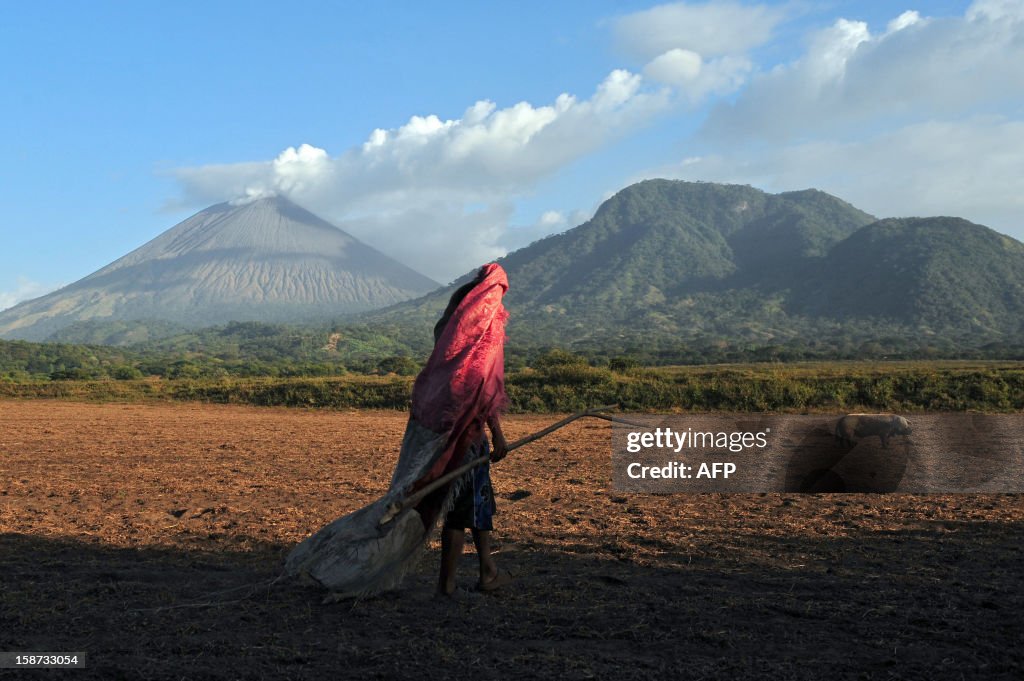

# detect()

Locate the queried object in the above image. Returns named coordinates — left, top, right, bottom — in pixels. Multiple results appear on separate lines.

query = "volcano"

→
left=0, top=196, right=439, bottom=341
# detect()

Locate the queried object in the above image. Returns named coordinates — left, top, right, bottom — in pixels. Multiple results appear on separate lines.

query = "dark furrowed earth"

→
left=1, top=401, right=1021, bottom=680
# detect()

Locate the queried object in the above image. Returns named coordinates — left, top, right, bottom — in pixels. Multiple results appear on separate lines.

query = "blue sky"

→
left=2, top=0, right=1020, bottom=306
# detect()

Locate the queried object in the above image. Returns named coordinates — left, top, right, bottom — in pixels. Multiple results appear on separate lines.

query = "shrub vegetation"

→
left=2, top=348, right=1020, bottom=413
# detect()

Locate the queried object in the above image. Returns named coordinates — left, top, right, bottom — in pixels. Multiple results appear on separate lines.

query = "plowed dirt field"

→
left=1, top=401, right=1021, bottom=679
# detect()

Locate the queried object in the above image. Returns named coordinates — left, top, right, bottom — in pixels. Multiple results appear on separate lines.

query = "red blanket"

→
left=410, top=262, right=509, bottom=487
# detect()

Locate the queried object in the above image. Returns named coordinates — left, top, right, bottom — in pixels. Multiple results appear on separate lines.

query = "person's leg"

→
left=437, top=525, right=465, bottom=596
left=471, top=528, right=498, bottom=584
left=436, top=434, right=479, bottom=596
left=472, top=528, right=512, bottom=591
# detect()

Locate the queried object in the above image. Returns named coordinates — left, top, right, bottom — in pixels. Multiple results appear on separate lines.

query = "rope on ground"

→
left=126, top=569, right=289, bottom=614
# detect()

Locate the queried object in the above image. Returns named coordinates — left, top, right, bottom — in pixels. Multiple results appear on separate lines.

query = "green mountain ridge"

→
left=501, top=182, right=875, bottom=309
left=790, top=217, right=1024, bottom=332
left=16, top=179, right=1024, bottom=364
left=357, top=180, right=1023, bottom=357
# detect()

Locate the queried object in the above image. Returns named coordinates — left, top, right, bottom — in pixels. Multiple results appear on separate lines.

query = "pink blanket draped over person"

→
left=409, top=262, right=510, bottom=489
left=395, top=262, right=512, bottom=528
left=284, top=263, right=511, bottom=596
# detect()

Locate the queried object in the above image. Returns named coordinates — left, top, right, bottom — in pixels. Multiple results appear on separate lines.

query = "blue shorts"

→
left=444, top=438, right=496, bottom=531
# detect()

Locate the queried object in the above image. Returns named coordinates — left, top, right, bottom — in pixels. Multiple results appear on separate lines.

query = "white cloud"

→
left=539, top=210, right=566, bottom=227
left=337, top=202, right=511, bottom=284
left=886, top=10, right=921, bottom=34
left=804, top=18, right=870, bottom=85
left=174, top=70, right=670, bottom=281
left=644, top=50, right=752, bottom=100
left=612, top=1, right=787, bottom=59
left=967, top=0, right=1024, bottom=21
left=200, top=144, right=332, bottom=207
left=0, top=277, right=59, bottom=312
left=615, top=2, right=772, bottom=103
left=498, top=206, right=597, bottom=254
left=271, top=143, right=331, bottom=196
left=645, top=48, right=703, bottom=83
left=703, top=1, right=1024, bottom=142
left=499, top=211, right=568, bottom=254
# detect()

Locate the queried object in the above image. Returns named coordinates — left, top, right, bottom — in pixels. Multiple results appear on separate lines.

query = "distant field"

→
left=654, top=360, right=1024, bottom=376
left=2, top=360, right=1022, bottom=412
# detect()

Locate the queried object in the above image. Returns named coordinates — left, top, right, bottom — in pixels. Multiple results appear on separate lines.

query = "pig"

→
left=834, top=414, right=912, bottom=448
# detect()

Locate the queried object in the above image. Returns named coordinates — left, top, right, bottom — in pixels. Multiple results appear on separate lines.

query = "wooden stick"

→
left=583, top=412, right=652, bottom=429
left=378, top=405, right=617, bottom=525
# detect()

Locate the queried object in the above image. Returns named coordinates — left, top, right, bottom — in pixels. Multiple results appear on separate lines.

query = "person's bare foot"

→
left=435, top=586, right=481, bottom=601
left=476, top=569, right=512, bottom=592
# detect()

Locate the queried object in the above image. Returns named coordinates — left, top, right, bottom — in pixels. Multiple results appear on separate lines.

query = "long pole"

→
left=378, top=404, right=622, bottom=525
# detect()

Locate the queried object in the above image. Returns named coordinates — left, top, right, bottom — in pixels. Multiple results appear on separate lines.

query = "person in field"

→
left=406, top=263, right=512, bottom=596
left=284, top=263, right=513, bottom=598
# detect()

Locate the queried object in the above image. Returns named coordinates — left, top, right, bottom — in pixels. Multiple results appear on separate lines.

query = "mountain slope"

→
left=499, top=181, right=874, bottom=310
left=789, top=217, right=1024, bottom=332
left=364, top=180, right=1023, bottom=352
left=0, top=197, right=439, bottom=341
left=364, top=180, right=877, bottom=345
